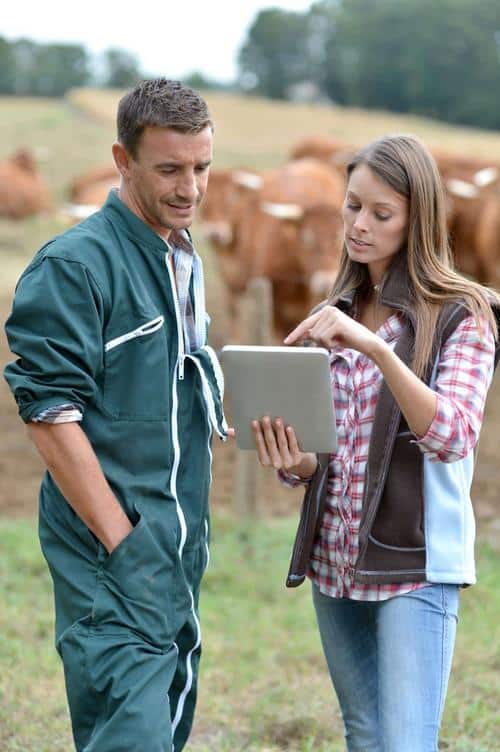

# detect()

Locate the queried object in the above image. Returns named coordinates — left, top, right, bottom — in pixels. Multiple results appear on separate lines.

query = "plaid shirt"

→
left=282, top=312, right=495, bottom=601
left=166, top=229, right=206, bottom=353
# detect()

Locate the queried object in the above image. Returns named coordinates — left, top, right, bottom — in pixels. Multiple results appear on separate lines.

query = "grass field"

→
left=1, top=514, right=499, bottom=752
left=68, top=87, right=500, bottom=166
left=0, top=90, right=499, bottom=750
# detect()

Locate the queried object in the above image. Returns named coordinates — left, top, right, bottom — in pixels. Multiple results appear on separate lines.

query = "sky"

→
left=1, top=0, right=314, bottom=83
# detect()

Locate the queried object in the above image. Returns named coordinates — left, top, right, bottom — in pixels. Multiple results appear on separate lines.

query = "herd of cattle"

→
left=1, top=136, right=500, bottom=339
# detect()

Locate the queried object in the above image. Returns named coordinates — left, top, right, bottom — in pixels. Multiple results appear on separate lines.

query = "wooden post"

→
left=234, top=277, right=273, bottom=523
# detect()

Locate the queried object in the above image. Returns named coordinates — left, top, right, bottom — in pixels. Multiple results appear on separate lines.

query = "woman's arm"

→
left=284, top=306, right=495, bottom=445
left=285, top=305, right=437, bottom=437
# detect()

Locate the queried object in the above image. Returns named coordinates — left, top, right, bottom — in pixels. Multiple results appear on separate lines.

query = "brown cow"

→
left=258, top=202, right=344, bottom=338
left=476, top=193, right=500, bottom=287
left=445, top=179, right=484, bottom=279
left=63, top=164, right=120, bottom=221
left=289, top=135, right=355, bottom=173
left=444, top=167, right=500, bottom=282
left=0, top=148, right=52, bottom=219
left=69, top=164, right=120, bottom=202
left=199, top=167, right=266, bottom=251
left=431, top=147, right=500, bottom=184
left=223, top=159, right=346, bottom=340
left=429, top=148, right=500, bottom=280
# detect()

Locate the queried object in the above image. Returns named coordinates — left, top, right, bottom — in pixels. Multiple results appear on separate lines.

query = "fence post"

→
left=234, top=277, right=273, bottom=522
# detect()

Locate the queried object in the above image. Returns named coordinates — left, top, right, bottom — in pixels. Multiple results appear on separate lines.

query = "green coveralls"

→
left=4, top=191, right=227, bottom=752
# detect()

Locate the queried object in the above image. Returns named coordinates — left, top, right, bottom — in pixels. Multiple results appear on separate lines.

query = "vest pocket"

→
left=92, top=514, right=179, bottom=648
left=370, top=434, right=425, bottom=549
left=102, top=315, right=170, bottom=420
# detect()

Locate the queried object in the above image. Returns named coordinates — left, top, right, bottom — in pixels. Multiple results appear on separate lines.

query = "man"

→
left=4, top=78, right=227, bottom=752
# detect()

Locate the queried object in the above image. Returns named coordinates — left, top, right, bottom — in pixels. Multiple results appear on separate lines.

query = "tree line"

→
left=238, top=0, right=500, bottom=130
left=0, top=38, right=145, bottom=96
left=2, top=1, right=500, bottom=130
left=0, top=35, right=233, bottom=98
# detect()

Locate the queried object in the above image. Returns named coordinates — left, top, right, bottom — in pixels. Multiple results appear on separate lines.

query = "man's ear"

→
left=112, top=142, right=132, bottom=178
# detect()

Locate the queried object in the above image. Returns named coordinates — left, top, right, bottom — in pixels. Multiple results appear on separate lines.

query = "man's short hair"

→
left=117, top=78, right=213, bottom=157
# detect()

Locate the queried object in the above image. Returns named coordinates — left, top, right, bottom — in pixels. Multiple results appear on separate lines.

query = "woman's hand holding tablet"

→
left=251, top=416, right=318, bottom=479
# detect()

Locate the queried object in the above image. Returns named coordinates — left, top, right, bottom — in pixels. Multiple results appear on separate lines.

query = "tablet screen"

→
left=220, top=345, right=337, bottom=452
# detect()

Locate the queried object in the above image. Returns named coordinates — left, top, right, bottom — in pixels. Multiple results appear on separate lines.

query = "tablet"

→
left=220, top=345, right=337, bottom=452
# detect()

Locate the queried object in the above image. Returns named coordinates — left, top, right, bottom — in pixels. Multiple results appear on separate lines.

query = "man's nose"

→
left=175, top=171, right=197, bottom=202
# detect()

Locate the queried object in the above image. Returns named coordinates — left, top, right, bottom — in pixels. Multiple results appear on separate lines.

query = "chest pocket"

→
left=102, top=315, right=171, bottom=421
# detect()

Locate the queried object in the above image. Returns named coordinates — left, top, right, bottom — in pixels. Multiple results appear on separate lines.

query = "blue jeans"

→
left=312, top=582, right=459, bottom=752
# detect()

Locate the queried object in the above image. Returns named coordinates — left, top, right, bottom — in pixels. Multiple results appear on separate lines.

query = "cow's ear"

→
left=112, top=142, right=131, bottom=177
left=474, top=166, right=499, bottom=188
left=260, top=201, right=303, bottom=220
left=232, top=170, right=263, bottom=190
left=445, top=178, right=479, bottom=199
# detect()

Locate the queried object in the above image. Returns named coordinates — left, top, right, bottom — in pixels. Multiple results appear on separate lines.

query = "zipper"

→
left=164, top=250, right=185, bottom=380
left=104, top=315, right=164, bottom=352
left=164, top=249, right=188, bottom=555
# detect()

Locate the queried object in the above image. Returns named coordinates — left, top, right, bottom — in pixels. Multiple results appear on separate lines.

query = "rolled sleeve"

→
left=33, top=403, right=83, bottom=423
left=414, top=315, right=496, bottom=462
left=277, top=468, right=313, bottom=488
left=4, top=257, right=105, bottom=423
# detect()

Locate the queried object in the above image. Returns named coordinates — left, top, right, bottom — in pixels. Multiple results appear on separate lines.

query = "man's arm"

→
left=28, top=422, right=132, bottom=553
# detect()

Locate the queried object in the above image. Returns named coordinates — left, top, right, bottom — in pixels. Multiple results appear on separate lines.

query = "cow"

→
left=444, top=167, right=500, bottom=284
left=69, top=164, right=120, bottom=202
left=444, top=178, right=484, bottom=279
left=256, top=201, right=344, bottom=337
left=63, top=164, right=120, bottom=221
left=289, top=135, right=355, bottom=173
left=430, top=147, right=500, bottom=184
left=220, top=159, right=346, bottom=340
left=0, top=148, right=52, bottom=219
left=476, top=193, right=500, bottom=287
left=199, top=167, right=267, bottom=251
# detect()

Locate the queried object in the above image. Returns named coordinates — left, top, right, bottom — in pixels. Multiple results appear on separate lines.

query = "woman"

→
left=251, top=135, right=499, bottom=752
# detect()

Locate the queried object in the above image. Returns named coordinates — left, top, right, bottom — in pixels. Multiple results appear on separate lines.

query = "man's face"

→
left=120, top=125, right=213, bottom=236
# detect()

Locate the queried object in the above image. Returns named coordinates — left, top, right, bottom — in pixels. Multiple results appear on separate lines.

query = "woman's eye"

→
left=346, top=203, right=360, bottom=211
left=375, top=214, right=391, bottom=221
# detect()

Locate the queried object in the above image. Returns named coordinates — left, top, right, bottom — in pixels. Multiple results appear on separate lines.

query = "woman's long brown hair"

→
left=328, top=134, right=499, bottom=378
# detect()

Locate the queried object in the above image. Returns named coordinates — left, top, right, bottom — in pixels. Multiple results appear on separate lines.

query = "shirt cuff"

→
left=277, top=468, right=313, bottom=488
left=32, top=403, right=83, bottom=424
left=411, top=393, right=461, bottom=461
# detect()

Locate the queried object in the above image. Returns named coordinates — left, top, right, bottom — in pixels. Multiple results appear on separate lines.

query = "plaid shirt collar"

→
left=165, top=229, right=206, bottom=353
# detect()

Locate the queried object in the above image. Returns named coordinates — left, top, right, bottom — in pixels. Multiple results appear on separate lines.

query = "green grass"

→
left=1, top=513, right=499, bottom=751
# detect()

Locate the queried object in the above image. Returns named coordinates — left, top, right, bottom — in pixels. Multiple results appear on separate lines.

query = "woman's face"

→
left=342, top=163, right=409, bottom=282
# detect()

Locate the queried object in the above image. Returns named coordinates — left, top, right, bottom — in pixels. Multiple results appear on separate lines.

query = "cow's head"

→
left=260, top=201, right=344, bottom=299
left=200, top=168, right=263, bottom=249
left=298, top=204, right=344, bottom=298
